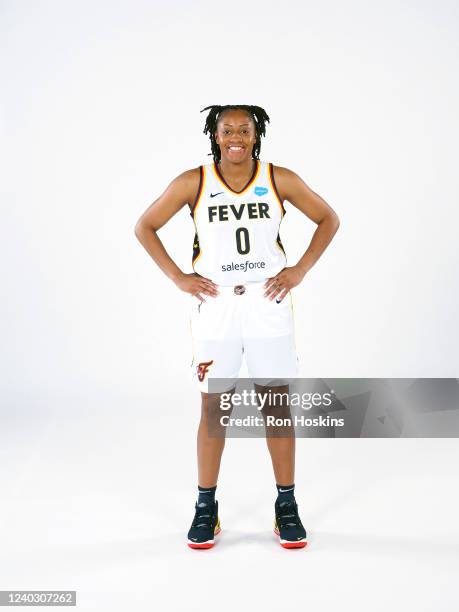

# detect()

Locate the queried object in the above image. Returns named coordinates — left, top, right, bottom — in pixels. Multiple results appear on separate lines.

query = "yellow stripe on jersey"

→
left=192, top=166, right=206, bottom=267
left=192, top=228, right=202, bottom=266
left=268, top=163, right=286, bottom=216
left=193, top=165, right=206, bottom=221
left=275, top=231, right=286, bottom=257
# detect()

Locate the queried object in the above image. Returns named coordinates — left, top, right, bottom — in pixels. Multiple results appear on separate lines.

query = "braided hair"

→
left=200, top=104, right=270, bottom=162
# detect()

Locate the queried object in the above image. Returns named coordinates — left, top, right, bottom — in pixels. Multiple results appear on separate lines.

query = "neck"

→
left=218, top=157, right=255, bottom=178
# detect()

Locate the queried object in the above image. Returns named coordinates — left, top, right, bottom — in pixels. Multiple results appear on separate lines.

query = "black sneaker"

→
left=274, top=499, right=307, bottom=548
left=187, top=500, right=221, bottom=549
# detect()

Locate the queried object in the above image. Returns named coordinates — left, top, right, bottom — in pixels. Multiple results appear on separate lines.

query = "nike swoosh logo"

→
left=210, top=192, right=224, bottom=198
left=279, top=487, right=294, bottom=492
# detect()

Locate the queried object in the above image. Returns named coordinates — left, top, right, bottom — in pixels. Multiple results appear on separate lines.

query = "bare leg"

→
left=254, top=383, right=295, bottom=485
left=197, top=389, right=235, bottom=487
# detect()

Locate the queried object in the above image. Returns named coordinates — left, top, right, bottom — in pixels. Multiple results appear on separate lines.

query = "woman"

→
left=135, top=104, right=339, bottom=549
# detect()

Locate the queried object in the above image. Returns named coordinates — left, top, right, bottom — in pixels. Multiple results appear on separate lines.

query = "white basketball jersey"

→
left=189, top=159, right=287, bottom=286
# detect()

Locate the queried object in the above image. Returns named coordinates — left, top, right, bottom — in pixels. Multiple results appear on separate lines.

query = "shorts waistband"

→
left=216, top=281, right=266, bottom=294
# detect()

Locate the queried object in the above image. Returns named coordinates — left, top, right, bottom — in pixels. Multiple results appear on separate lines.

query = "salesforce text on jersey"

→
left=222, top=260, right=266, bottom=272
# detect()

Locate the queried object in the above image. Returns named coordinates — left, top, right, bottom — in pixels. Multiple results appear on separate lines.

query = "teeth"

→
left=229, top=146, right=243, bottom=150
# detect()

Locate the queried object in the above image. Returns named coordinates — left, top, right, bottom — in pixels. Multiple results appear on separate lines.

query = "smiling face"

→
left=214, top=109, right=257, bottom=164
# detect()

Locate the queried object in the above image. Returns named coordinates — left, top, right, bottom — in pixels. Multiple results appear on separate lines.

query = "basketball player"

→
left=134, top=105, right=339, bottom=549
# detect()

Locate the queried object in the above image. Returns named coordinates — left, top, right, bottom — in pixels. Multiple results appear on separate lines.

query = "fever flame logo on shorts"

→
left=196, top=360, right=213, bottom=382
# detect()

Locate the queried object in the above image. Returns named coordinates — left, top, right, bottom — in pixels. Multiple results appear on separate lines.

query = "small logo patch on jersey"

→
left=254, top=186, right=268, bottom=196
left=210, top=192, right=224, bottom=198
left=197, top=360, right=214, bottom=382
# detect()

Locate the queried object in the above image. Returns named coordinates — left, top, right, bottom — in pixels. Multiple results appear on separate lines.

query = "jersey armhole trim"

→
left=190, top=166, right=204, bottom=217
left=269, top=163, right=286, bottom=216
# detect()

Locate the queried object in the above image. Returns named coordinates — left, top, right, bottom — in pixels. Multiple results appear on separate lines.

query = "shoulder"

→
left=269, top=164, right=304, bottom=200
left=169, top=166, right=203, bottom=206
left=269, top=164, right=301, bottom=182
left=174, top=166, right=202, bottom=186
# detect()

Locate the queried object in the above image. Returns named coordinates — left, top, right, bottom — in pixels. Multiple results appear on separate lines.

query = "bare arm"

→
left=134, top=168, right=218, bottom=300
left=264, top=165, right=340, bottom=300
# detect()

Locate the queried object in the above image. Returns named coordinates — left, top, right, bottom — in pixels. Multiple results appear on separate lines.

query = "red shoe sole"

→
left=188, top=527, right=221, bottom=549
left=274, top=527, right=307, bottom=549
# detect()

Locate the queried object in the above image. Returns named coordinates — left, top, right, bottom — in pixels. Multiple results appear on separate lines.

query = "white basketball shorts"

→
left=189, top=280, right=300, bottom=393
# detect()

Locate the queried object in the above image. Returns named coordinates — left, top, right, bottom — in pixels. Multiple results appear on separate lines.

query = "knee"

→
left=200, top=392, right=235, bottom=425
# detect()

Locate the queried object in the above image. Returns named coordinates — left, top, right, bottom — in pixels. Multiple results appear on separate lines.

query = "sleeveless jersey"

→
left=189, top=159, right=287, bottom=286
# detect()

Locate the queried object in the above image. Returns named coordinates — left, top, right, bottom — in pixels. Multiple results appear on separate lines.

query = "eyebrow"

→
left=222, top=123, right=251, bottom=127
